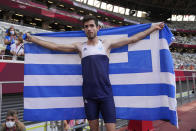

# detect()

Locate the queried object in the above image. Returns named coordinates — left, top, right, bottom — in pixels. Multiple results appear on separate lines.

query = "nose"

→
left=87, top=26, right=91, bottom=31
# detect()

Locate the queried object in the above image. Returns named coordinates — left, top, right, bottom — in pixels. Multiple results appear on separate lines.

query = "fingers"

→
left=26, top=33, right=32, bottom=42
left=159, top=22, right=165, bottom=29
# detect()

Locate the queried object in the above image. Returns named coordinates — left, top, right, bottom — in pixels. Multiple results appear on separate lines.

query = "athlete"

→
left=26, top=15, right=164, bottom=131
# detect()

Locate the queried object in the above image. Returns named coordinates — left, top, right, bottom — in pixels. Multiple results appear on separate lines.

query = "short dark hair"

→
left=6, top=110, right=18, bottom=117
left=82, top=15, right=98, bottom=27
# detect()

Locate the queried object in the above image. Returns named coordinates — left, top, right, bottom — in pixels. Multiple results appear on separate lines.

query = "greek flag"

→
left=24, top=23, right=178, bottom=126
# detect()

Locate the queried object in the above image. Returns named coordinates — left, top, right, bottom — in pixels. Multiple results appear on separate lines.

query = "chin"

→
left=88, top=36, right=95, bottom=39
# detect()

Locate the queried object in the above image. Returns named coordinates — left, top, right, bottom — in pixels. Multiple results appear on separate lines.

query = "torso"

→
left=80, top=39, right=113, bottom=99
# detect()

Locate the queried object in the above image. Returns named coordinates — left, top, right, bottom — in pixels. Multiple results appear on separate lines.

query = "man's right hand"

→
left=26, top=33, right=33, bottom=42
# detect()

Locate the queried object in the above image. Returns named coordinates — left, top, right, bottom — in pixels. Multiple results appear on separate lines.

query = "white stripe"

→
left=114, top=96, right=176, bottom=111
left=24, top=75, right=83, bottom=86
left=109, top=52, right=128, bottom=63
left=24, top=72, right=175, bottom=86
left=24, top=96, right=176, bottom=111
left=128, top=37, right=169, bottom=52
left=25, top=52, right=128, bottom=64
left=24, top=97, right=84, bottom=109
left=25, top=54, right=81, bottom=64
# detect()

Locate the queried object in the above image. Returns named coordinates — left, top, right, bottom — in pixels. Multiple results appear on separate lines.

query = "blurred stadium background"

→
left=0, top=0, right=195, bottom=130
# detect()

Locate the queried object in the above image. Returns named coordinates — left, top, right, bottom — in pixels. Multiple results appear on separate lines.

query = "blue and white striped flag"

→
left=24, top=23, right=178, bottom=126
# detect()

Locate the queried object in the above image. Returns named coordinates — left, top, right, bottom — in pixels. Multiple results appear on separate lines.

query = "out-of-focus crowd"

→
left=0, top=21, right=49, bottom=61
left=174, top=33, right=196, bottom=45
left=172, top=52, right=196, bottom=70
left=2, top=25, right=24, bottom=60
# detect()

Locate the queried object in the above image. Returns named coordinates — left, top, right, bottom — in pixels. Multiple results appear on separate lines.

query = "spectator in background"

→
left=0, top=110, right=26, bottom=131
left=75, top=119, right=85, bottom=131
left=64, top=120, right=75, bottom=131
left=10, top=36, right=24, bottom=60
left=64, top=120, right=69, bottom=131
left=5, top=26, right=15, bottom=36
left=4, top=26, right=17, bottom=56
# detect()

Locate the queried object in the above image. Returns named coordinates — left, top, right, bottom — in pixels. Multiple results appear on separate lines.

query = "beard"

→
left=86, top=32, right=97, bottom=40
left=88, top=35, right=96, bottom=39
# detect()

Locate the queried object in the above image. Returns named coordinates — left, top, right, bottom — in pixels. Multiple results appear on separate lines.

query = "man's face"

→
left=83, top=20, right=99, bottom=40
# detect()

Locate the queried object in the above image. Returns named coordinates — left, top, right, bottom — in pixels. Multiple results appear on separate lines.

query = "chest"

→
left=81, top=41, right=106, bottom=58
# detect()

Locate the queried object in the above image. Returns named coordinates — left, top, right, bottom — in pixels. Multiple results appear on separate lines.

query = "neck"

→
left=87, top=37, right=98, bottom=45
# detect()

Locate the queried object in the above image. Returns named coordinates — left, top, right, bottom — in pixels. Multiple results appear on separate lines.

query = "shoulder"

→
left=4, top=36, right=9, bottom=39
left=101, top=39, right=111, bottom=50
left=74, top=42, right=83, bottom=50
left=1, top=123, right=6, bottom=131
left=16, top=121, right=26, bottom=130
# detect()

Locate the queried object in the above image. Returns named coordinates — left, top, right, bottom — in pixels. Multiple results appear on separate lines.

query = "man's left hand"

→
left=153, top=22, right=165, bottom=30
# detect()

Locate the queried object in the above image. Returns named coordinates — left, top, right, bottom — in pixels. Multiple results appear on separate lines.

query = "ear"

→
left=97, top=25, right=101, bottom=30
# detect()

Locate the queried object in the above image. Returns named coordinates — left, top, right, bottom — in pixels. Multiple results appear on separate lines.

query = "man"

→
left=1, top=110, right=26, bottom=131
left=10, top=35, right=24, bottom=60
left=26, top=15, right=164, bottom=131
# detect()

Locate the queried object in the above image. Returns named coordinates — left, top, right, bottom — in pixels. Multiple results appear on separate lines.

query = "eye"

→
left=90, top=24, right=94, bottom=27
left=6, top=119, right=15, bottom=121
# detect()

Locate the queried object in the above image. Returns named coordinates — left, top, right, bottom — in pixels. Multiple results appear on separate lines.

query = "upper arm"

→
left=54, top=42, right=80, bottom=53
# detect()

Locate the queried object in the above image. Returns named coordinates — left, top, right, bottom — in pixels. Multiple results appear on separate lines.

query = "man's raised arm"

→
left=26, top=33, right=79, bottom=52
left=108, top=23, right=164, bottom=49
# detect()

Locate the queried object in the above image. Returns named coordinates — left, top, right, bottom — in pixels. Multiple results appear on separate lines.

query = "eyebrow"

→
left=84, top=24, right=95, bottom=27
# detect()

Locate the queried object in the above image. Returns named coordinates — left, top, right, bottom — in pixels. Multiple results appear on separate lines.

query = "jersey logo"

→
left=98, top=46, right=103, bottom=51
left=83, top=47, right=87, bottom=51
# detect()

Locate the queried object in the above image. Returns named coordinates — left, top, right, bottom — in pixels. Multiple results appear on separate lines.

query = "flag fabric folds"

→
left=24, top=23, right=178, bottom=126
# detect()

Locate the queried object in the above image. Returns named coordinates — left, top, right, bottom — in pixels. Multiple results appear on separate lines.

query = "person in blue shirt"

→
left=26, top=15, right=164, bottom=131
left=4, top=26, right=17, bottom=55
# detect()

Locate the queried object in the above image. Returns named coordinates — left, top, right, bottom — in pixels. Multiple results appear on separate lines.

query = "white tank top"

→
left=81, top=40, right=106, bottom=58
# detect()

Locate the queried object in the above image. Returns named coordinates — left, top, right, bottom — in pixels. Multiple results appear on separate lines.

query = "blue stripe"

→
left=23, top=86, right=83, bottom=97
left=98, top=23, right=151, bottom=38
left=24, top=84, right=175, bottom=98
left=24, top=64, right=82, bottom=75
left=33, top=30, right=86, bottom=37
left=33, top=24, right=151, bottom=38
left=113, top=84, right=175, bottom=98
left=24, top=50, right=152, bottom=75
left=159, top=25, right=174, bottom=45
left=160, top=49, right=174, bottom=74
left=116, top=107, right=177, bottom=126
left=24, top=107, right=177, bottom=126
left=24, top=108, right=86, bottom=121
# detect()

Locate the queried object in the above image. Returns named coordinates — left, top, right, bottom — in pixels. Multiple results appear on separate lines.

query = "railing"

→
left=0, top=55, right=24, bottom=62
left=176, top=76, right=196, bottom=105
left=0, top=81, right=24, bottom=125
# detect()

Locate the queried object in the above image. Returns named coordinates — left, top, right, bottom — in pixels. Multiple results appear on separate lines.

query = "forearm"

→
left=4, top=40, right=11, bottom=45
left=131, top=26, right=157, bottom=43
left=110, top=26, right=158, bottom=49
